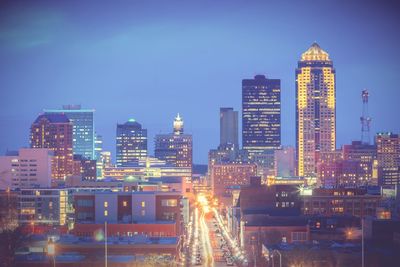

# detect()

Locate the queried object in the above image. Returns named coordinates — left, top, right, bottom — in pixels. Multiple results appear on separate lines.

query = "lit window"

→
left=104, top=201, right=108, bottom=208
left=123, top=201, right=127, bottom=207
left=141, top=201, right=145, bottom=207
left=104, top=210, right=108, bottom=216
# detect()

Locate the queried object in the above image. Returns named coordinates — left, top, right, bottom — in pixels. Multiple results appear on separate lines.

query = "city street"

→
left=186, top=194, right=248, bottom=267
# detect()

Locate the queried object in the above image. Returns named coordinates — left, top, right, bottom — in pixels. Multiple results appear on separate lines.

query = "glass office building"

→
left=44, top=105, right=95, bottom=160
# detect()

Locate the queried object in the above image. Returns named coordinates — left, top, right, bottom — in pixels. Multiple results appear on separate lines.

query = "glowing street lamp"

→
left=47, top=241, right=56, bottom=267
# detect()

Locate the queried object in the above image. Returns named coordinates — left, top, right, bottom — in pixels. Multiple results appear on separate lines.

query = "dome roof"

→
left=300, top=42, right=330, bottom=61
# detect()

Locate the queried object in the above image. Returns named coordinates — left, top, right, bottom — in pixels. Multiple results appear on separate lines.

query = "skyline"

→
left=1, top=1, right=400, bottom=164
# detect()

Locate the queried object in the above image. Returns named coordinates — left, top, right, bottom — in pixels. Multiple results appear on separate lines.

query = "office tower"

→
left=0, top=148, right=53, bottom=189
left=94, top=133, right=103, bottom=178
left=242, top=75, right=281, bottom=158
left=211, top=163, right=257, bottom=198
left=343, top=141, right=378, bottom=185
left=30, top=114, right=73, bottom=179
left=155, top=114, right=193, bottom=169
left=101, top=151, right=112, bottom=169
left=44, top=105, right=95, bottom=160
left=376, top=132, right=400, bottom=185
left=116, top=119, right=147, bottom=167
left=296, top=42, right=336, bottom=177
left=220, top=107, right=239, bottom=149
left=73, top=155, right=97, bottom=181
left=274, top=146, right=296, bottom=177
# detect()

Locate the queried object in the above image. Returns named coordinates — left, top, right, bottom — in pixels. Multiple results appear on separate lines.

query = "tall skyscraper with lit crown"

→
left=155, top=114, right=193, bottom=169
left=296, top=42, right=336, bottom=177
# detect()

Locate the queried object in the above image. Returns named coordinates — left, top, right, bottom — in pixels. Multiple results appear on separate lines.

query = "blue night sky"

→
left=0, top=0, right=399, bottom=164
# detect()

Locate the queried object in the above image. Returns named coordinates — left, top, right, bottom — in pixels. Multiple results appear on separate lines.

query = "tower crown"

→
left=301, top=42, right=330, bottom=61
left=173, top=113, right=184, bottom=135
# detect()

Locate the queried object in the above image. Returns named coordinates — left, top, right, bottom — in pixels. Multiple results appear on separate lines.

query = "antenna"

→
left=360, top=89, right=372, bottom=144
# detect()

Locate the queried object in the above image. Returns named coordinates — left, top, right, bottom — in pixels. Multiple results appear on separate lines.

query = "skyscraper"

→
left=116, top=119, right=148, bottom=167
left=155, top=114, right=193, bottom=169
left=30, top=113, right=73, bottom=179
left=220, top=107, right=239, bottom=149
left=44, top=105, right=95, bottom=160
left=296, top=43, right=336, bottom=177
left=376, top=132, right=400, bottom=185
left=242, top=75, right=281, bottom=158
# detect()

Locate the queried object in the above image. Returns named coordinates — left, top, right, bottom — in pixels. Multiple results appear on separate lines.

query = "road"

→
left=186, top=194, right=248, bottom=267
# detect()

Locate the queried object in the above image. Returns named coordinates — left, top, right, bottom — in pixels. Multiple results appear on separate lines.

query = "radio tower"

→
left=360, top=90, right=372, bottom=144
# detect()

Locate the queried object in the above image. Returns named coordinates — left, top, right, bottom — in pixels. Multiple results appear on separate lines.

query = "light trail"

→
left=200, top=211, right=214, bottom=266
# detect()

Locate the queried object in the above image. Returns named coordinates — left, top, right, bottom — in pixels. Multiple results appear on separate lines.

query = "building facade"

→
left=220, top=107, right=239, bottom=149
left=30, top=113, right=73, bottom=179
left=211, top=163, right=257, bottom=198
left=376, top=132, right=400, bottom=185
left=296, top=43, right=336, bottom=177
left=154, top=114, right=193, bottom=169
left=242, top=75, right=281, bottom=158
left=44, top=105, right=95, bottom=160
left=0, top=148, right=53, bottom=190
left=116, top=119, right=148, bottom=167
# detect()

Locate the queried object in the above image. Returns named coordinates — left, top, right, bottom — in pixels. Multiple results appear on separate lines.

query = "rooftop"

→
left=300, top=42, right=330, bottom=62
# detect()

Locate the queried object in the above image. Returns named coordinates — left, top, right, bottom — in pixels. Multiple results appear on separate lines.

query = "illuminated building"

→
left=301, top=188, right=381, bottom=218
left=72, top=155, right=97, bottom=181
left=376, top=132, right=400, bottom=185
left=94, top=133, right=103, bottom=178
left=342, top=141, right=378, bottom=186
left=18, top=188, right=69, bottom=226
left=154, top=114, right=193, bottom=169
left=242, top=75, right=281, bottom=157
left=296, top=43, right=336, bottom=177
left=44, top=105, right=95, bottom=160
left=30, top=113, right=73, bottom=179
left=211, top=163, right=257, bottom=198
left=0, top=148, right=53, bottom=189
left=220, top=107, right=239, bottom=149
left=116, top=119, right=147, bottom=167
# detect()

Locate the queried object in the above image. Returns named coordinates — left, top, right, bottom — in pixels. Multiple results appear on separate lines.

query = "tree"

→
left=0, top=227, right=24, bottom=267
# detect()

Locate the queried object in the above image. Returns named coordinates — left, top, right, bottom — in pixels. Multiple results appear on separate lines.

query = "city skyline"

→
left=1, top=1, right=400, bottom=164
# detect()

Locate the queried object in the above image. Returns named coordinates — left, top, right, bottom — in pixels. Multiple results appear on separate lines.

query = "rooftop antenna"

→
left=360, top=89, right=372, bottom=144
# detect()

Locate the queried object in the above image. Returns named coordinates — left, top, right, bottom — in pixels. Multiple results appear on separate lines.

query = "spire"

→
left=173, top=113, right=184, bottom=135
left=301, top=42, right=330, bottom=61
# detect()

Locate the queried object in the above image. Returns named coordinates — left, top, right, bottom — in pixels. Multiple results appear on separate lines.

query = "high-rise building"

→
left=220, top=107, right=239, bottom=149
left=94, top=133, right=103, bottom=178
left=296, top=43, right=336, bottom=177
left=376, top=132, right=400, bottom=185
left=44, top=105, right=95, bottom=160
left=211, top=163, right=257, bottom=199
left=274, top=146, right=296, bottom=177
left=242, top=75, right=281, bottom=158
left=343, top=141, right=378, bottom=185
left=116, top=119, right=147, bottom=167
left=30, top=113, right=73, bottom=179
left=0, top=148, right=53, bottom=189
left=155, top=114, right=193, bottom=169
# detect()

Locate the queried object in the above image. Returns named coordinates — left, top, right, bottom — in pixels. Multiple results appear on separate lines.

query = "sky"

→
left=0, top=0, right=399, bottom=164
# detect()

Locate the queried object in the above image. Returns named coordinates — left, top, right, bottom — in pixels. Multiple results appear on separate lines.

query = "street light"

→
left=47, top=241, right=56, bottom=267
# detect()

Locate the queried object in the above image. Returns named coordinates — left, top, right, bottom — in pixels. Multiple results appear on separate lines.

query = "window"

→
left=123, top=201, right=127, bottom=207
left=161, top=199, right=178, bottom=207
left=141, top=210, right=145, bottom=216
left=104, top=210, right=108, bottom=216
left=141, top=201, right=145, bottom=208
left=104, top=201, right=108, bottom=208
left=292, top=232, right=307, bottom=242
